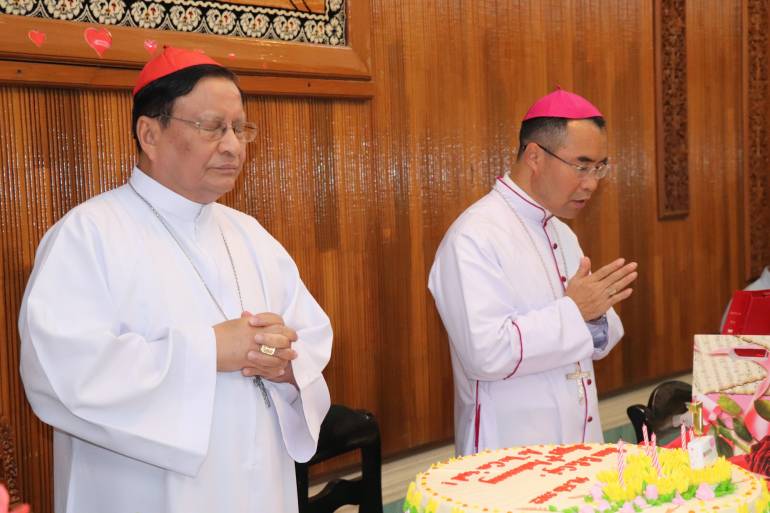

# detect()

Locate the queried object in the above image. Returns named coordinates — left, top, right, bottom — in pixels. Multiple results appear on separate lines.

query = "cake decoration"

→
left=403, top=443, right=769, bottom=513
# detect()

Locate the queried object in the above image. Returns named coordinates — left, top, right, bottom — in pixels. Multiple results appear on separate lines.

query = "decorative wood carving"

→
left=746, top=0, right=770, bottom=280
left=0, top=0, right=372, bottom=95
left=655, top=0, right=689, bottom=219
left=0, top=419, right=21, bottom=505
left=3, top=0, right=336, bottom=43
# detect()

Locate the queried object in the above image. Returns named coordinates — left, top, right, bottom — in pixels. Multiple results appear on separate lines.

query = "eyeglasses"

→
left=534, top=142, right=611, bottom=179
left=159, top=115, right=258, bottom=143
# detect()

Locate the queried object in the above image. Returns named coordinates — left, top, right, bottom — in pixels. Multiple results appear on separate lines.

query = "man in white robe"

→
left=19, top=47, right=332, bottom=513
left=429, top=89, right=638, bottom=456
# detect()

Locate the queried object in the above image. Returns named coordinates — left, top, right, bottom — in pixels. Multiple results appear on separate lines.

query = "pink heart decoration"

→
left=27, top=30, right=46, bottom=48
left=227, top=53, right=236, bottom=59
left=143, top=39, right=158, bottom=55
left=83, top=27, right=112, bottom=58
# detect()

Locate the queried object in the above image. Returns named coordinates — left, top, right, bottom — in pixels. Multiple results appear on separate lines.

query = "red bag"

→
left=722, top=289, right=770, bottom=335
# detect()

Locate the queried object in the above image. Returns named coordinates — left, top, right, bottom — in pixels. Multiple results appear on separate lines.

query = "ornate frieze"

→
left=655, top=0, right=689, bottom=219
left=746, top=0, right=770, bottom=279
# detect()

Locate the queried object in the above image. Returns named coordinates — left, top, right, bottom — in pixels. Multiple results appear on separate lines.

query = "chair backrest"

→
left=626, top=380, right=692, bottom=444
left=648, top=380, right=691, bottom=432
left=296, top=404, right=383, bottom=513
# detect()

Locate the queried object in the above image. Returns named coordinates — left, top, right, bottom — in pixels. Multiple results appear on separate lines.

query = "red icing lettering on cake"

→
left=477, top=455, right=527, bottom=469
left=529, top=477, right=589, bottom=504
left=450, top=444, right=616, bottom=485
left=451, top=470, right=480, bottom=481
left=552, top=476, right=589, bottom=492
left=530, top=491, right=558, bottom=504
left=478, top=460, right=551, bottom=484
left=517, top=448, right=544, bottom=456
left=590, top=447, right=617, bottom=458
left=544, top=450, right=615, bottom=475
left=546, top=444, right=592, bottom=456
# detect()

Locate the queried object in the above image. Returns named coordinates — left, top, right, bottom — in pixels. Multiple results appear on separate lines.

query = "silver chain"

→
left=494, top=188, right=568, bottom=301
left=129, top=182, right=271, bottom=408
left=129, top=183, right=242, bottom=318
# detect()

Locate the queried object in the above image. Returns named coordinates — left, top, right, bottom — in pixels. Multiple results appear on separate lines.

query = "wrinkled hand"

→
left=213, top=312, right=297, bottom=379
left=241, top=312, right=298, bottom=382
left=565, top=257, right=638, bottom=321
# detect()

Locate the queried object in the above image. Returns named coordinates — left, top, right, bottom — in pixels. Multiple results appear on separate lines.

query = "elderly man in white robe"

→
left=19, top=47, right=332, bottom=513
left=429, top=89, right=639, bottom=456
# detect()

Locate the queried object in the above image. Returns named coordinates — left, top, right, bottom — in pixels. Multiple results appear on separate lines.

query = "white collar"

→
left=129, top=166, right=212, bottom=223
left=494, top=173, right=554, bottom=225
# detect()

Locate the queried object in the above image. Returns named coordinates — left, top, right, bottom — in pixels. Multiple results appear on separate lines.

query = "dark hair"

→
left=516, top=116, right=605, bottom=160
left=131, top=64, right=242, bottom=150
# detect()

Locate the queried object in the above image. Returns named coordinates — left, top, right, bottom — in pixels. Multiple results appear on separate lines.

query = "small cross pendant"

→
left=565, top=367, right=591, bottom=404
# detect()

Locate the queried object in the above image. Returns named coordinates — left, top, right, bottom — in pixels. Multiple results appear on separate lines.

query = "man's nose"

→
left=581, top=174, right=600, bottom=193
left=218, top=125, right=243, bottom=153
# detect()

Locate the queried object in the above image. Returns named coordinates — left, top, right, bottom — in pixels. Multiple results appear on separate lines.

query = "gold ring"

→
left=608, top=288, right=617, bottom=297
left=259, top=344, right=276, bottom=356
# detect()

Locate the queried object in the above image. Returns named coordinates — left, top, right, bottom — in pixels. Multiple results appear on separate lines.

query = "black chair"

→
left=626, top=380, right=692, bottom=444
left=295, top=404, right=383, bottom=513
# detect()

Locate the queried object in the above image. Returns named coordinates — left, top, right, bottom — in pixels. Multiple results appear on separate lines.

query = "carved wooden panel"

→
left=655, top=0, right=689, bottom=219
left=0, top=420, right=21, bottom=505
left=0, top=0, right=372, bottom=95
left=745, top=0, right=770, bottom=280
left=3, top=0, right=340, bottom=43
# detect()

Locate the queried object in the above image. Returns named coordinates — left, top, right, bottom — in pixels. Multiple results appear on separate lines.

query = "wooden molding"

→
left=0, top=0, right=372, bottom=95
left=0, top=419, right=21, bottom=506
left=654, top=0, right=689, bottom=219
left=744, top=0, right=770, bottom=281
left=0, top=60, right=374, bottom=97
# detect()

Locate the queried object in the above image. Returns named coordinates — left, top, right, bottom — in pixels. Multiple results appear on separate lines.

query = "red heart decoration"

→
left=143, top=39, right=157, bottom=55
left=27, top=30, right=46, bottom=48
left=83, top=27, right=112, bottom=58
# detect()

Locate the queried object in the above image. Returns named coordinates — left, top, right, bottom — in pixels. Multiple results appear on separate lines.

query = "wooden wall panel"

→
left=0, top=1, right=758, bottom=511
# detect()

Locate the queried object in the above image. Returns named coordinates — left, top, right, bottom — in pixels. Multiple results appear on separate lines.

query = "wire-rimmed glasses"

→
left=534, top=142, right=611, bottom=179
left=160, top=115, right=258, bottom=143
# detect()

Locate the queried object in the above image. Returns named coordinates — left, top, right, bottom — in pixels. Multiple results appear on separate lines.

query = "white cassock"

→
left=19, top=167, right=332, bottom=513
left=428, top=174, right=623, bottom=456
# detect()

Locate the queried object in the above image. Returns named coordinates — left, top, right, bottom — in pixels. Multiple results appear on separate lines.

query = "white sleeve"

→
left=429, top=230, right=594, bottom=382
left=19, top=213, right=217, bottom=477
left=264, top=244, right=332, bottom=463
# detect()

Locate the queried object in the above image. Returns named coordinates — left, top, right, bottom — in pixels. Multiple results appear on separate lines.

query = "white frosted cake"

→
left=403, top=443, right=768, bottom=513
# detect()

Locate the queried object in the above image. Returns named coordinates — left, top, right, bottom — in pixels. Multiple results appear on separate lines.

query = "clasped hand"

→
left=214, top=311, right=298, bottom=382
left=565, top=257, right=638, bottom=321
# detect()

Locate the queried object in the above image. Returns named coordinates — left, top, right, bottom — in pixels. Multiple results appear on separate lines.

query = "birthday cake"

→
left=403, top=443, right=769, bottom=513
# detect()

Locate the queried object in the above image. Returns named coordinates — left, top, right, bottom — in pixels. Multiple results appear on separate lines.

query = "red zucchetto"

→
left=133, top=46, right=222, bottom=96
left=522, top=87, right=603, bottom=121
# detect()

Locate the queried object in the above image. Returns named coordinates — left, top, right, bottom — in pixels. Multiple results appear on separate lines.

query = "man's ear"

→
left=136, top=116, right=161, bottom=162
left=522, top=142, right=542, bottom=172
